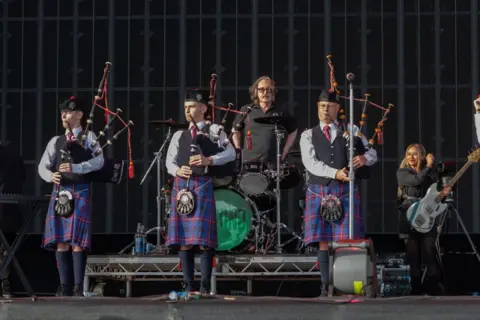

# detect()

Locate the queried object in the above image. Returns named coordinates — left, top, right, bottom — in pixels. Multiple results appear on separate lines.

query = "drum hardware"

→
left=149, top=119, right=189, bottom=130
left=118, top=225, right=170, bottom=255
left=140, top=120, right=184, bottom=253
left=254, top=114, right=297, bottom=253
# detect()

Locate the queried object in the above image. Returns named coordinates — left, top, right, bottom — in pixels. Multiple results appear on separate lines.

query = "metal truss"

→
left=84, top=254, right=320, bottom=297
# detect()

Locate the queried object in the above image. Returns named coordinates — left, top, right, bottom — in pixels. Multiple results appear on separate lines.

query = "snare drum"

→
left=236, top=161, right=270, bottom=196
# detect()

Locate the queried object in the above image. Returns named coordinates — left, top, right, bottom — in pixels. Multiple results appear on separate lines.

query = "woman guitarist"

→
left=396, top=143, right=451, bottom=295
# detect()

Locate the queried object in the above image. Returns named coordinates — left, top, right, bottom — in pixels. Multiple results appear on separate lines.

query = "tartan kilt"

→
left=303, top=182, right=364, bottom=245
left=42, top=184, right=92, bottom=251
left=166, top=176, right=217, bottom=248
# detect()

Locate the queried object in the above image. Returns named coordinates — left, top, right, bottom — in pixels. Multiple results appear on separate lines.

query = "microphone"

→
left=228, top=105, right=254, bottom=140
left=346, top=73, right=355, bottom=82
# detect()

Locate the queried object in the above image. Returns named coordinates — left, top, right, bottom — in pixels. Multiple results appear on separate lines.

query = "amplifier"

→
left=376, top=252, right=411, bottom=297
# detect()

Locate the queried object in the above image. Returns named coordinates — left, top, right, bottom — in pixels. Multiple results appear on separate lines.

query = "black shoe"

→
left=56, top=284, right=72, bottom=297
left=183, top=282, right=195, bottom=293
left=1, top=279, right=13, bottom=299
left=320, top=282, right=329, bottom=297
left=200, top=283, right=210, bottom=294
left=199, top=250, right=214, bottom=295
left=423, top=277, right=442, bottom=296
left=73, top=284, right=83, bottom=297
left=410, top=277, right=423, bottom=295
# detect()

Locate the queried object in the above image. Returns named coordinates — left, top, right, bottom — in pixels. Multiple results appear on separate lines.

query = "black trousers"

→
left=405, top=230, right=439, bottom=280
left=398, top=207, right=439, bottom=288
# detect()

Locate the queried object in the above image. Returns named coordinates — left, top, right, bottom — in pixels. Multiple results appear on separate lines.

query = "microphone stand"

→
left=274, top=122, right=284, bottom=253
left=346, top=74, right=355, bottom=240
left=140, top=126, right=173, bottom=252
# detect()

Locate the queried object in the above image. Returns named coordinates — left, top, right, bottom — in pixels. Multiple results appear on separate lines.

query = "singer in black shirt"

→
left=231, top=76, right=298, bottom=163
left=397, top=143, right=450, bottom=295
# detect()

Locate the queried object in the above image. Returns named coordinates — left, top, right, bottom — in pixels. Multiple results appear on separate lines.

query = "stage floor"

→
left=1, top=295, right=480, bottom=320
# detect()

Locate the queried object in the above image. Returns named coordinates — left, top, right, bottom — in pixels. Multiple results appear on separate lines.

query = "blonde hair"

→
left=400, top=143, right=427, bottom=170
left=249, top=76, right=277, bottom=104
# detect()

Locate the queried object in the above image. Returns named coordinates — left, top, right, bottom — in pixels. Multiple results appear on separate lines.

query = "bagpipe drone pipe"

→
left=59, top=61, right=135, bottom=185
left=326, top=54, right=395, bottom=180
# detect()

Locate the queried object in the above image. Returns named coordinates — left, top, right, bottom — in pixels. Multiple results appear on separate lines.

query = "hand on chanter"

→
left=176, top=166, right=192, bottom=178
left=353, top=155, right=367, bottom=169
left=59, top=163, right=72, bottom=173
left=51, top=172, right=61, bottom=185
left=189, top=154, right=211, bottom=166
left=335, top=167, right=350, bottom=182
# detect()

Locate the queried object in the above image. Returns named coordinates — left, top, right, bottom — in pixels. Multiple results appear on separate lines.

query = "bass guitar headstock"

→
left=468, top=145, right=480, bottom=163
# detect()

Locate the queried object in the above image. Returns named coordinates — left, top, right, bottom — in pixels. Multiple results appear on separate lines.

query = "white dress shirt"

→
left=38, top=127, right=105, bottom=183
left=474, top=114, right=480, bottom=144
left=165, top=120, right=236, bottom=177
left=300, top=121, right=378, bottom=179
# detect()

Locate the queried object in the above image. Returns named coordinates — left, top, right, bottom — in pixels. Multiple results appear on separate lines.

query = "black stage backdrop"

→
left=1, top=0, right=479, bottom=235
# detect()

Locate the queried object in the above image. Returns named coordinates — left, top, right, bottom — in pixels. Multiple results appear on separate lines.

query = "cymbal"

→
left=288, top=150, right=301, bottom=157
left=254, top=115, right=296, bottom=126
left=149, top=119, right=189, bottom=129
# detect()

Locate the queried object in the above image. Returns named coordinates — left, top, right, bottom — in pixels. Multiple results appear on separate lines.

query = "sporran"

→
left=54, top=190, right=75, bottom=218
left=176, top=177, right=196, bottom=216
left=320, top=194, right=344, bottom=222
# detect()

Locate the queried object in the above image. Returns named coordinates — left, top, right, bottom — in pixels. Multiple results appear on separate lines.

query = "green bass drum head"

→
left=215, top=188, right=253, bottom=251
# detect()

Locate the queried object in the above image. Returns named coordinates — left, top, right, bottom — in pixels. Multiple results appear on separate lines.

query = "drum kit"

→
left=143, top=115, right=308, bottom=255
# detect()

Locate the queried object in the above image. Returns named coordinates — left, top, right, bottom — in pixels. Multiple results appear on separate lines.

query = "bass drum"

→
left=215, top=187, right=275, bottom=253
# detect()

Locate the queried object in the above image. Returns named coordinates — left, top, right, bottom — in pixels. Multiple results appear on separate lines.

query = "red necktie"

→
left=67, top=132, right=73, bottom=141
left=190, top=127, right=197, bottom=139
left=323, top=125, right=331, bottom=142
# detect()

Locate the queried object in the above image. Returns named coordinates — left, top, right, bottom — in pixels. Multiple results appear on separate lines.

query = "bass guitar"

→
left=406, top=147, right=480, bottom=233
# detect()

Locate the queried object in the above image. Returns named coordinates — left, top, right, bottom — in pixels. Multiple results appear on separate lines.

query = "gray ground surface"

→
left=1, top=295, right=480, bottom=320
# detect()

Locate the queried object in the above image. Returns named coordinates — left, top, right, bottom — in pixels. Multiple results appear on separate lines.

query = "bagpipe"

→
left=187, top=74, right=244, bottom=177
left=325, top=54, right=394, bottom=179
left=60, top=61, right=135, bottom=185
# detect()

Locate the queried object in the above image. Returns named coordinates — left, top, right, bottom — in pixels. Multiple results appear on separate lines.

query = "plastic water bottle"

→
left=134, top=223, right=145, bottom=255
left=168, top=291, right=178, bottom=301
left=146, top=242, right=154, bottom=254
left=141, top=225, right=147, bottom=253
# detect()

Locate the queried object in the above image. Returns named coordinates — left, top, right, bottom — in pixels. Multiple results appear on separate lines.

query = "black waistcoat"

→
left=308, top=125, right=370, bottom=185
left=177, top=126, right=234, bottom=177
left=52, top=133, right=92, bottom=185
